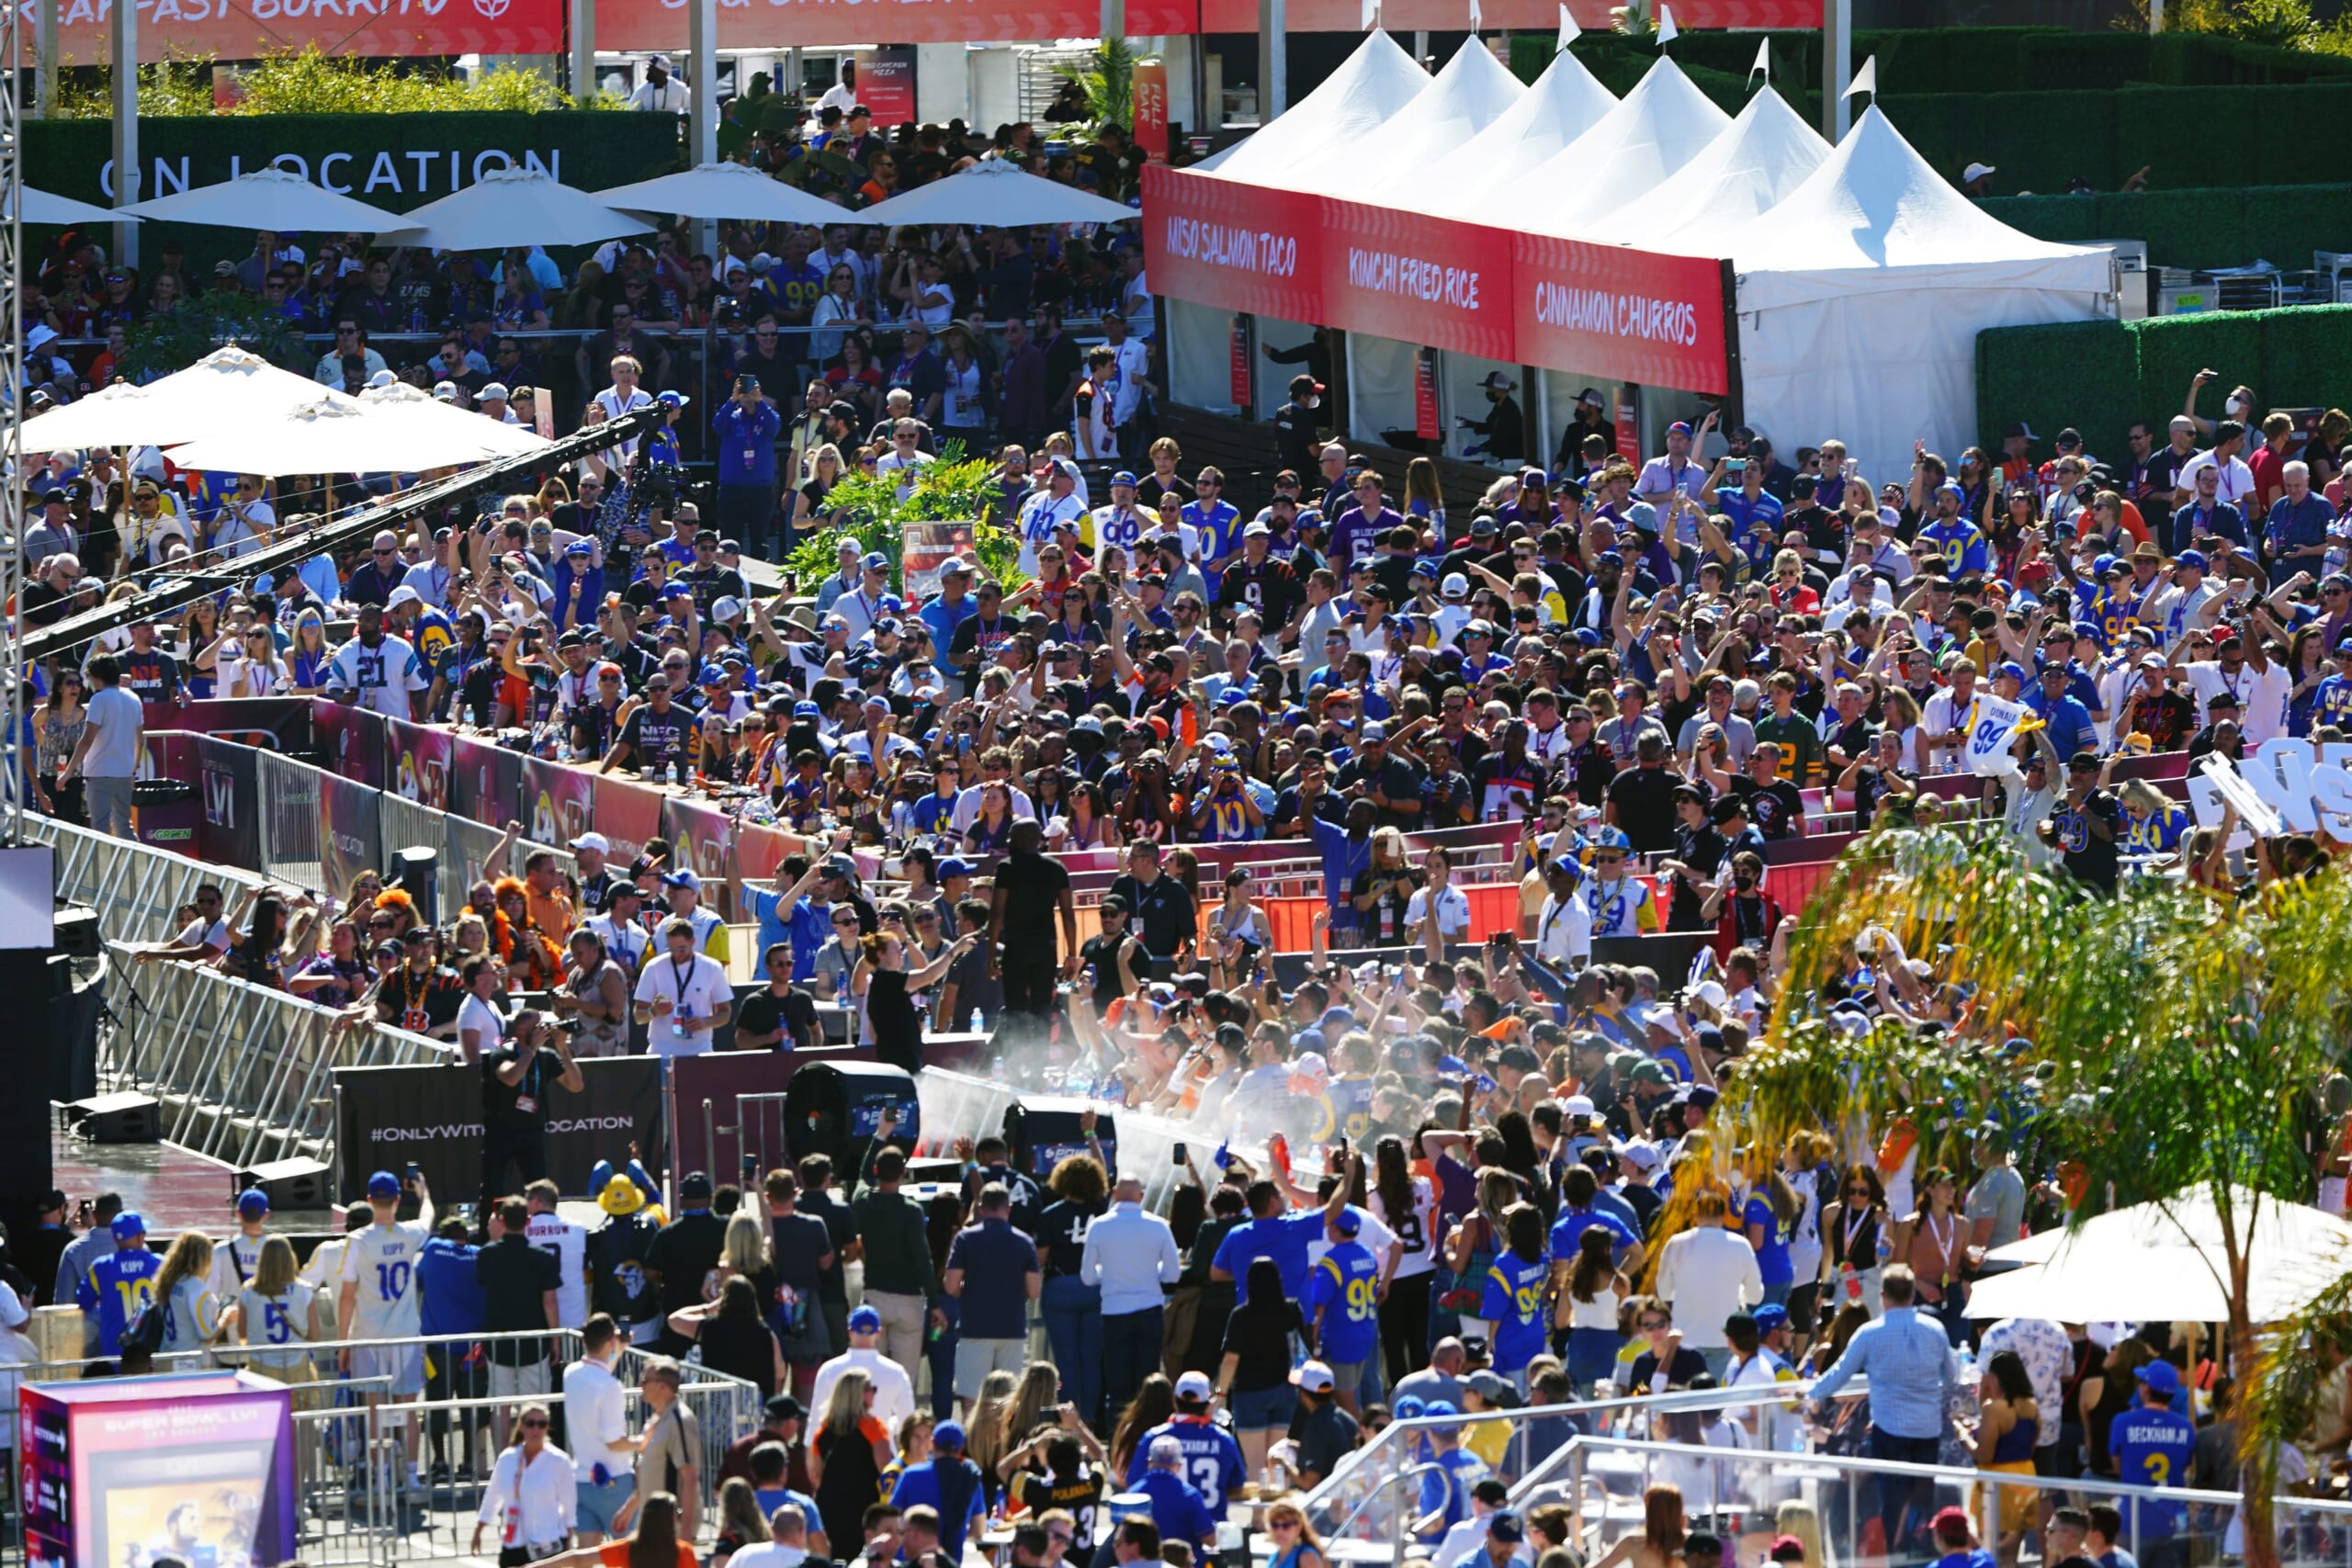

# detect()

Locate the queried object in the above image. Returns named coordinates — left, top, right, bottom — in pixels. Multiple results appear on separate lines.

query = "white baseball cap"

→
left=1962, top=161, right=1996, bottom=183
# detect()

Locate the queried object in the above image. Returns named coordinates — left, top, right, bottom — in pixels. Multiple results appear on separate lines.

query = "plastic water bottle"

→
left=2326, top=530, right=2348, bottom=578
left=969, top=1008, right=984, bottom=1034
left=410, top=302, right=426, bottom=333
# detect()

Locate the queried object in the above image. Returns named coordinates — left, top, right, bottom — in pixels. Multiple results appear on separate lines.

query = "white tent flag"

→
left=1654, top=3, right=1677, bottom=42
left=1362, top=0, right=1377, bottom=28
left=1749, top=36, right=1770, bottom=81
left=1469, top=0, right=1481, bottom=28
left=1963, top=694, right=2031, bottom=777
left=1559, top=2, right=1580, bottom=45
left=1845, top=53, right=1877, bottom=98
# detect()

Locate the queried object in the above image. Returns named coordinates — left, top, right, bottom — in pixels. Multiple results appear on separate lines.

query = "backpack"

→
left=120, top=1292, right=168, bottom=1357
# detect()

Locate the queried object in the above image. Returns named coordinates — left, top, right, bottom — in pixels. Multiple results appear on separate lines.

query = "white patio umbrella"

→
left=1964, top=1187, right=2352, bottom=1324
left=854, top=157, right=1137, bottom=228
left=17, top=186, right=136, bottom=227
left=594, top=161, right=868, bottom=227
left=21, top=345, right=334, bottom=453
left=164, top=382, right=549, bottom=475
left=393, top=166, right=651, bottom=251
left=121, top=167, right=418, bottom=235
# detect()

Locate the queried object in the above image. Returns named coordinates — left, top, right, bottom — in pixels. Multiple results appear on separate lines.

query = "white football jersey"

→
left=337, top=1219, right=431, bottom=1338
left=526, top=1212, right=589, bottom=1328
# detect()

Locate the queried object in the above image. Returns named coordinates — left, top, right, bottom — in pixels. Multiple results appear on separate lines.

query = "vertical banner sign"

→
left=594, top=777, right=667, bottom=867
left=1229, top=319, right=1252, bottom=412
left=1416, top=349, right=1442, bottom=441
left=388, top=718, right=454, bottom=811
left=196, top=737, right=263, bottom=874
left=319, top=773, right=386, bottom=896
left=1615, top=387, right=1641, bottom=465
left=447, top=735, right=524, bottom=834
left=1134, top=62, right=1171, bottom=164
left=312, top=703, right=387, bottom=790
left=524, top=757, right=597, bottom=849
left=662, top=796, right=736, bottom=913
left=862, top=47, right=919, bottom=125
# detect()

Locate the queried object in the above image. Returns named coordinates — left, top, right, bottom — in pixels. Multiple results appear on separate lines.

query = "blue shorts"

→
left=1228, top=1382, right=1297, bottom=1432
left=576, top=1472, right=636, bottom=1534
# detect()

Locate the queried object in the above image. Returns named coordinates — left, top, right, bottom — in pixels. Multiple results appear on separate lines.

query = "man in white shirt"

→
left=134, top=882, right=235, bottom=965
left=525, top=1179, right=589, bottom=1330
left=1651, top=1190, right=1762, bottom=1379
left=562, top=1315, right=640, bottom=1546
left=809, top=1304, right=918, bottom=1431
left=1920, top=655, right=1981, bottom=774
left=628, top=54, right=692, bottom=112
left=1100, top=313, right=1152, bottom=431
left=337, top=1168, right=437, bottom=1476
left=456, top=955, right=507, bottom=1064
left=471, top=1401, right=576, bottom=1559
left=594, top=357, right=657, bottom=463
left=1080, top=1172, right=1184, bottom=1425
left=585, top=885, right=653, bottom=980
left=1532, top=858, right=1592, bottom=968
left=210, top=475, right=276, bottom=558
left=2173, top=625, right=2290, bottom=744
left=1636, top=413, right=1714, bottom=506
left=2177, top=423, right=2257, bottom=509
left=1015, top=462, right=1089, bottom=574
left=817, top=62, right=858, bottom=115
left=326, top=603, right=429, bottom=721
left=632, top=916, right=733, bottom=1059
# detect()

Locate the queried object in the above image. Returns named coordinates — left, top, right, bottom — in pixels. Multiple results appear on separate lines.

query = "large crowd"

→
left=18, top=57, right=2352, bottom=1568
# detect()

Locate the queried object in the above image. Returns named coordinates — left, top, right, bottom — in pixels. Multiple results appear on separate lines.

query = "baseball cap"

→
left=1993, top=661, right=2029, bottom=683
left=933, top=1420, right=967, bottom=1449
left=385, top=585, right=423, bottom=610
left=479, top=381, right=511, bottom=400
left=111, top=1212, right=147, bottom=1240
left=570, top=831, right=611, bottom=854
left=1291, top=1360, right=1337, bottom=1393
left=1963, top=160, right=1996, bottom=183
left=2176, top=548, right=2208, bottom=571
left=764, top=1393, right=806, bottom=1422
left=1175, top=1371, right=1215, bottom=1404
left=367, top=1171, right=402, bottom=1201
left=849, top=1304, right=883, bottom=1334
left=656, top=389, right=689, bottom=409
left=1751, top=1303, right=1790, bottom=1332
left=662, top=868, right=704, bottom=891
left=1489, top=1513, right=1526, bottom=1545
left=237, top=1188, right=271, bottom=1218
left=679, top=1170, right=716, bottom=1201
left=1332, top=1208, right=1362, bottom=1236
left=1148, top=1435, right=1185, bottom=1467
left=1111, top=470, right=1138, bottom=488
left=2137, top=1360, right=2183, bottom=1394
left=862, top=550, right=890, bottom=571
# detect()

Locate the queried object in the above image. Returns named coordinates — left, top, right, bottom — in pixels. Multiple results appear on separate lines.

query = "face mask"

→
left=1304, top=396, right=1321, bottom=410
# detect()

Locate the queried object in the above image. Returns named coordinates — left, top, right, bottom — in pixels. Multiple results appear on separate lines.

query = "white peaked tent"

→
left=1640, top=87, right=1827, bottom=247
left=1205, top=28, right=1431, bottom=184
left=1720, top=106, right=2112, bottom=486
left=22, top=344, right=336, bottom=453
left=1418, top=47, right=1619, bottom=216
left=595, top=162, right=869, bottom=226
left=1306, top=39, right=1524, bottom=199
left=1521, top=58, right=1731, bottom=235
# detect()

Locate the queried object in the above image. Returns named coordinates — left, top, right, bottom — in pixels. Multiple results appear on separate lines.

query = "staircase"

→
left=1159, top=404, right=1512, bottom=521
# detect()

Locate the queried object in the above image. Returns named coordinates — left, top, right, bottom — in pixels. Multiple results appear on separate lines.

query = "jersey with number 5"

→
left=339, top=1220, right=430, bottom=1338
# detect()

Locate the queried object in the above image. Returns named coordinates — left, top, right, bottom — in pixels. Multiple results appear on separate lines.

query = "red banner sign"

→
left=1513, top=233, right=1733, bottom=396
left=1134, top=61, right=1170, bottom=164
left=36, top=0, right=562, bottom=66
left=1146, top=165, right=1736, bottom=395
left=594, top=0, right=1812, bottom=51
left=1229, top=318, right=1251, bottom=410
left=1615, top=386, right=1640, bottom=464
left=1414, top=349, right=1440, bottom=441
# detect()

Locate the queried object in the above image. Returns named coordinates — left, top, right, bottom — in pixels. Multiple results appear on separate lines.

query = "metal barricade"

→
left=259, top=750, right=328, bottom=894
left=24, top=812, right=270, bottom=946
left=107, top=936, right=447, bottom=1167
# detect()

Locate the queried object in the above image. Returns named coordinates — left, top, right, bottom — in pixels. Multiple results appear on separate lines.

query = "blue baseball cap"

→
left=1290, top=1028, right=1327, bottom=1054
left=1994, top=661, right=2029, bottom=683
left=1319, top=1004, right=1356, bottom=1032
left=2092, top=554, right=2120, bottom=577
left=1667, top=421, right=1693, bottom=436
left=1751, top=1303, right=1790, bottom=1332
left=933, top=1420, right=967, bottom=1450
left=938, top=857, right=975, bottom=879
left=1111, top=470, right=1138, bottom=488
left=110, top=1212, right=146, bottom=1240
left=1333, top=1209, right=1362, bottom=1236
left=849, top=1304, right=883, bottom=1334
left=862, top=551, right=890, bottom=571
left=1412, top=557, right=1442, bottom=578
left=368, top=1170, right=402, bottom=1200
left=656, top=389, right=688, bottom=409
left=237, top=1188, right=271, bottom=1219
left=2137, top=1360, right=2183, bottom=1395
left=793, top=700, right=820, bottom=718
left=1938, top=481, right=1963, bottom=499
left=565, top=539, right=593, bottom=558
left=698, top=664, right=728, bottom=686
left=2176, top=548, right=2208, bottom=571
left=1394, top=1394, right=1426, bottom=1419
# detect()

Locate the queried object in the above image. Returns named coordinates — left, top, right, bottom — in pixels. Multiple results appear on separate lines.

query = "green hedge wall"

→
left=1976, top=305, right=2352, bottom=465
left=1509, top=32, right=2352, bottom=191
left=1979, top=183, right=2352, bottom=271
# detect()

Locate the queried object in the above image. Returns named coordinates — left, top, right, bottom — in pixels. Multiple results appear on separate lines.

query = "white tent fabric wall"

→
left=1520, top=57, right=1731, bottom=235
left=1346, top=332, right=1424, bottom=449
left=1316, top=39, right=1525, bottom=202
left=1418, top=48, right=1618, bottom=216
left=1639, top=88, right=1828, bottom=248
left=1166, top=299, right=1242, bottom=414
left=1723, top=107, right=2112, bottom=484
left=1206, top=29, right=1431, bottom=186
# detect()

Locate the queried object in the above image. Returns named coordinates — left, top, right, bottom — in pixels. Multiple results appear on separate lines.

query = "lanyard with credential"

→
left=668, top=953, right=695, bottom=1029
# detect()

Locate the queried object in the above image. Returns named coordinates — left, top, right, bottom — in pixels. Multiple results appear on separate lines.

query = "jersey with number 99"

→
left=339, top=1219, right=431, bottom=1338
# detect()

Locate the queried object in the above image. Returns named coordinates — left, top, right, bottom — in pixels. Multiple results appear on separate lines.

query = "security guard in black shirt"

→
left=1272, top=374, right=1327, bottom=480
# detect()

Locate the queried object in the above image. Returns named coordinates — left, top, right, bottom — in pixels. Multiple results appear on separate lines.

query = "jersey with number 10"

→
left=339, top=1218, right=432, bottom=1338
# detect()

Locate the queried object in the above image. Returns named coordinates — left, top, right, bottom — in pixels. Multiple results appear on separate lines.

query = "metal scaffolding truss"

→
left=3, top=0, right=23, bottom=846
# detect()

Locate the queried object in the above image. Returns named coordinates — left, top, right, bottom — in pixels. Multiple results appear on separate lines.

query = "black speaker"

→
left=52, top=904, right=100, bottom=961
left=65, top=1091, right=159, bottom=1144
left=234, top=1156, right=334, bottom=1211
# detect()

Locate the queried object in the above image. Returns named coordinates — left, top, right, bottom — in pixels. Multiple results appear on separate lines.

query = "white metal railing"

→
left=26, top=812, right=269, bottom=947
left=106, top=936, right=447, bottom=1168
